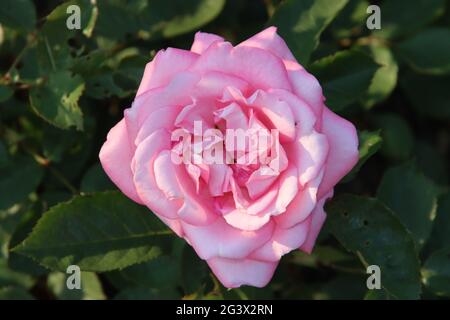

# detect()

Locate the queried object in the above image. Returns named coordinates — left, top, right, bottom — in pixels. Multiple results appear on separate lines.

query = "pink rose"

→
left=99, top=27, right=358, bottom=288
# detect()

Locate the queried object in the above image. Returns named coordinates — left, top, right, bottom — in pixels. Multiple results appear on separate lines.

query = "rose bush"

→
left=99, top=27, right=358, bottom=288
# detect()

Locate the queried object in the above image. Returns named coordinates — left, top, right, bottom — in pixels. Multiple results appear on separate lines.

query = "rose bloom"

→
left=100, top=27, right=358, bottom=288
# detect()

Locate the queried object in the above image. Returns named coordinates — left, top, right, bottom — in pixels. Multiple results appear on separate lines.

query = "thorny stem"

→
left=47, top=165, right=79, bottom=195
left=20, top=142, right=80, bottom=195
left=3, top=33, right=38, bottom=83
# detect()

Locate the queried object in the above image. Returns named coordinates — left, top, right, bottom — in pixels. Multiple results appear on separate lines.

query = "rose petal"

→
left=317, top=108, right=359, bottom=199
left=250, top=216, right=311, bottom=262
left=152, top=150, right=217, bottom=226
left=285, top=131, right=328, bottom=187
left=270, top=88, right=316, bottom=135
left=272, top=165, right=299, bottom=214
left=286, top=62, right=324, bottom=121
left=133, top=129, right=180, bottom=219
left=193, top=72, right=250, bottom=99
left=238, top=26, right=296, bottom=62
left=300, top=191, right=333, bottom=254
left=214, top=102, right=248, bottom=130
left=245, top=166, right=278, bottom=199
left=137, top=48, right=198, bottom=96
left=222, top=208, right=272, bottom=231
left=175, top=98, right=215, bottom=132
left=181, top=217, right=274, bottom=260
left=247, top=90, right=296, bottom=142
left=159, top=216, right=184, bottom=237
left=248, top=165, right=299, bottom=219
left=125, top=71, right=201, bottom=148
left=191, top=32, right=224, bottom=54
left=191, top=41, right=292, bottom=91
left=135, top=105, right=182, bottom=145
left=99, top=119, right=143, bottom=204
left=154, top=150, right=183, bottom=199
left=274, top=169, right=324, bottom=228
left=208, top=164, right=232, bottom=196
left=207, top=257, right=277, bottom=288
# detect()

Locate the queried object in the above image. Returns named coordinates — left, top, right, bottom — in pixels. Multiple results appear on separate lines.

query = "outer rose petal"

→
left=317, top=108, right=359, bottom=199
left=207, top=257, right=278, bottom=288
left=136, top=48, right=198, bottom=96
left=133, top=130, right=180, bottom=220
left=238, top=26, right=296, bottom=62
left=285, top=61, right=325, bottom=121
left=99, top=119, right=143, bottom=204
left=300, top=191, right=333, bottom=254
left=191, top=41, right=292, bottom=91
left=159, top=216, right=184, bottom=237
left=126, top=72, right=201, bottom=148
left=181, top=217, right=274, bottom=260
left=135, top=105, right=182, bottom=145
left=250, top=215, right=311, bottom=262
left=191, top=32, right=224, bottom=54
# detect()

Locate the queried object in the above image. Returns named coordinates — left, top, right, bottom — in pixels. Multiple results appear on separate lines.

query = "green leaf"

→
left=85, top=73, right=127, bottom=99
left=327, top=195, right=422, bottom=299
left=0, top=258, right=35, bottom=289
left=414, top=141, right=448, bottom=185
left=364, top=289, right=392, bottom=300
left=80, top=163, right=115, bottom=193
left=269, top=0, right=348, bottom=64
left=143, top=0, right=225, bottom=39
left=309, top=49, right=379, bottom=111
left=0, top=85, right=13, bottom=102
left=375, top=0, right=446, bottom=39
left=96, top=0, right=225, bottom=41
left=360, top=44, right=398, bottom=108
left=372, top=113, right=414, bottom=161
left=329, top=0, right=370, bottom=39
left=107, top=256, right=180, bottom=292
left=0, top=0, right=36, bottom=31
left=343, top=130, right=382, bottom=182
left=71, top=50, right=111, bottom=75
left=397, top=28, right=450, bottom=75
left=377, top=163, right=438, bottom=248
left=314, top=274, right=367, bottom=300
left=177, top=241, right=209, bottom=294
left=426, top=192, right=450, bottom=252
left=7, top=206, right=49, bottom=277
left=401, top=71, right=450, bottom=120
left=41, top=0, right=98, bottom=43
left=291, top=245, right=355, bottom=269
left=0, top=142, right=8, bottom=166
left=29, top=71, right=85, bottom=130
left=0, top=286, right=34, bottom=300
left=72, top=49, right=141, bottom=99
left=422, top=247, right=450, bottom=297
left=13, top=191, right=174, bottom=272
left=0, top=206, right=24, bottom=257
left=47, top=271, right=105, bottom=300
left=114, top=287, right=178, bottom=300
left=42, top=126, right=79, bottom=163
left=0, top=156, right=44, bottom=210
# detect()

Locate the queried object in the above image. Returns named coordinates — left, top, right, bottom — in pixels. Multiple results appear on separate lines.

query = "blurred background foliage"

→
left=0, top=0, right=449, bottom=300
